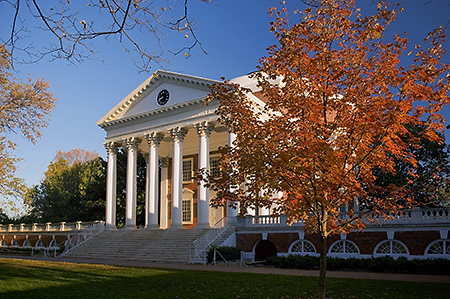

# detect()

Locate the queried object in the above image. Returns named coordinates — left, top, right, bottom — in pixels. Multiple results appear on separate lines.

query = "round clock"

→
left=157, top=89, right=170, bottom=105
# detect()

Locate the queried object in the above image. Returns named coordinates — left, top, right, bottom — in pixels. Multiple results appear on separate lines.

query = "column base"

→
left=145, top=224, right=159, bottom=230
left=167, top=223, right=183, bottom=230
left=194, top=223, right=210, bottom=229
left=123, top=224, right=137, bottom=230
left=105, top=224, right=117, bottom=230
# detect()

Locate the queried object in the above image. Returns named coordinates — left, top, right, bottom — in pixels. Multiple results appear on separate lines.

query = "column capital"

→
left=169, top=127, right=188, bottom=142
left=104, top=141, right=118, bottom=154
left=145, top=132, right=164, bottom=146
left=195, top=121, right=215, bottom=137
left=123, top=137, right=141, bottom=150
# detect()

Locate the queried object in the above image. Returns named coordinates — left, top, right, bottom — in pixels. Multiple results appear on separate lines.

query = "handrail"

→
left=60, top=221, right=105, bottom=256
left=235, top=207, right=450, bottom=228
left=0, top=221, right=104, bottom=233
left=189, top=216, right=236, bottom=264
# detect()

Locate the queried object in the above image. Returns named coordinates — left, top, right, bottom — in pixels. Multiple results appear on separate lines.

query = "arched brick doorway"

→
left=254, top=239, right=277, bottom=261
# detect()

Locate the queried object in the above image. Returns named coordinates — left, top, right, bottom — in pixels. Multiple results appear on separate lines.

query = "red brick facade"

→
left=236, top=229, right=446, bottom=258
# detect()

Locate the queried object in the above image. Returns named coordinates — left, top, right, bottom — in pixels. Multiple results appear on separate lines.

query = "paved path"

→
left=1, top=255, right=449, bottom=284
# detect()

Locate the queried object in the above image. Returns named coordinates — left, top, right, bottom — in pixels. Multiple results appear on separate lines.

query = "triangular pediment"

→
left=97, top=70, right=220, bottom=126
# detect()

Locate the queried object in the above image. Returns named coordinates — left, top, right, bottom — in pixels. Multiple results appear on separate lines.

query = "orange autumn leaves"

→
left=207, top=0, right=450, bottom=237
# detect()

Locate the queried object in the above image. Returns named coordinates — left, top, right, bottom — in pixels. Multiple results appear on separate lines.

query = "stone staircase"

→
left=61, top=228, right=208, bottom=263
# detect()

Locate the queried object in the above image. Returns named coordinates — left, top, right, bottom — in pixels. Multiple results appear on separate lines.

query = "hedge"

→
left=265, top=255, right=450, bottom=275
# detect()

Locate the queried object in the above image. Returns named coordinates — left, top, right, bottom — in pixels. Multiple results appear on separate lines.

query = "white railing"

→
left=0, top=221, right=102, bottom=233
left=421, top=208, right=450, bottom=220
left=189, top=217, right=236, bottom=264
left=61, top=221, right=105, bottom=255
left=236, top=208, right=450, bottom=228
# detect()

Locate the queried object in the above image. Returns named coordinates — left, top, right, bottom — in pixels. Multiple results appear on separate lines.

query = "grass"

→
left=0, top=258, right=449, bottom=298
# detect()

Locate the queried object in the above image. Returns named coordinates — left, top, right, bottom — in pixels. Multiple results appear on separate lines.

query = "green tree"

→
left=115, top=147, right=147, bottom=227
left=26, top=149, right=106, bottom=222
left=374, top=124, right=450, bottom=207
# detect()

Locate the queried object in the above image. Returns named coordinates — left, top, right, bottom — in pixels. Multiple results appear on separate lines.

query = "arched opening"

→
left=35, top=239, right=44, bottom=248
left=254, top=239, right=277, bottom=261
left=23, top=239, right=31, bottom=247
left=289, top=239, right=316, bottom=255
left=373, top=240, right=409, bottom=258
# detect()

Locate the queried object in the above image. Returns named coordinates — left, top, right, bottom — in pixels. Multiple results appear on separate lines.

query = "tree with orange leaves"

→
left=0, top=45, right=56, bottom=207
left=207, top=1, right=449, bottom=297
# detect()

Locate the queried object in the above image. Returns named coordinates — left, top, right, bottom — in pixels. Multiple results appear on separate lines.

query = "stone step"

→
left=62, top=228, right=210, bottom=263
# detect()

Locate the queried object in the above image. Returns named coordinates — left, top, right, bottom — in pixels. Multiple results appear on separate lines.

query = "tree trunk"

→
left=319, top=234, right=327, bottom=299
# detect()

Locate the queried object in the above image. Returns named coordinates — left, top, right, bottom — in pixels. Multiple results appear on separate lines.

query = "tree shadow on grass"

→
left=0, top=258, right=449, bottom=298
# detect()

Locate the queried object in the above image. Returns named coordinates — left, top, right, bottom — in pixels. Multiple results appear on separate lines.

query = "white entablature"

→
left=97, top=70, right=222, bottom=143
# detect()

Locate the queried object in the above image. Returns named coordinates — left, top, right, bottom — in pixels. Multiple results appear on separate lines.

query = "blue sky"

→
left=0, top=0, right=449, bottom=213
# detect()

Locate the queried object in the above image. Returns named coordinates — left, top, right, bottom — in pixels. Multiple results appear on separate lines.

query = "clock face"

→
left=157, top=89, right=170, bottom=106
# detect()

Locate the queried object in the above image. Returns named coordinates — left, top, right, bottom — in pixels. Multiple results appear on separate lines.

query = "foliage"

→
left=25, top=149, right=106, bottom=222
left=24, top=147, right=148, bottom=226
left=207, top=246, right=241, bottom=263
left=206, top=0, right=449, bottom=297
left=374, top=124, right=450, bottom=207
left=266, top=254, right=450, bottom=275
left=0, top=45, right=57, bottom=206
left=114, top=147, right=147, bottom=227
left=1, top=0, right=213, bottom=72
left=1, top=258, right=449, bottom=299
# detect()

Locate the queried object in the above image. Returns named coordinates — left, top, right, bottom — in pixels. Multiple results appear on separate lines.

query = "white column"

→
left=124, top=137, right=141, bottom=229
left=227, top=131, right=239, bottom=218
left=104, top=142, right=118, bottom=230
left=169, top=127, right=188, bottom=229
left=160, top=157, right=169, bottom=229
left=195, top=121, right=215, bottom=228
left=145, top=132, right=164, bottom=229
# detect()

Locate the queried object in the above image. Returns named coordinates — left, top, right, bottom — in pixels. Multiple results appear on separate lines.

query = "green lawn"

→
left=0, top=258, right=448, bottom=298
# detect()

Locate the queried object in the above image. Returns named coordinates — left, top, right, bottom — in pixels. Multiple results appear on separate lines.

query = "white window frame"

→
left=182, top=188, right=194, bottom=224
left=373, top=240, right=409, bottom=258
left=182, top=158, right=194, bottom=183
left=328, top=240, right=360, bottom=257
left=288, top=239, right=317, bottom=255
left=425, top=239, right=450, bottom=257
left=209, top=154, right=221, bottom=178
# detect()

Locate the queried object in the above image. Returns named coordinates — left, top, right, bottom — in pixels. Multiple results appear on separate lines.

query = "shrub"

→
left=265, top=254, right=450, bottom=275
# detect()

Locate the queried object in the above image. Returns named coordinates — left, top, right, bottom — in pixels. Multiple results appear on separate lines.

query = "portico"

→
left=98, top=71, right=229, bottom=229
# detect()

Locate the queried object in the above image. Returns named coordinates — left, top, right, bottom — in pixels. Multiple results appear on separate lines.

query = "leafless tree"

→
left=1, top=0, right=213, bottom=72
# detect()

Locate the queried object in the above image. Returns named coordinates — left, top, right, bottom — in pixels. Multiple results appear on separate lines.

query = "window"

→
left=210, top=155, right=220, bottom=178
left=182, top=158, right=193, bottom=182
left=23, top=239, right=31, bottom=247
left=182, top=188, right=194, bottom=224
left=329, top=240, right=359, bottom=255
left=182, top=199, right=192, bottom=223
left=11, top=239, right=19, bottom=247
left=0, top=239, right=7, bottom=247
left=425, top=240, right=450, bottom=257
left=289, top=240, right=316, bottom=255
left=374, top=240, right=409, bottom=257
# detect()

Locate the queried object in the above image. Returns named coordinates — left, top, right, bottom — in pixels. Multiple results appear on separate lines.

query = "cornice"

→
left=99, top=96, right=216, bottom=129
left=97, top=70, right=220, bottom=126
